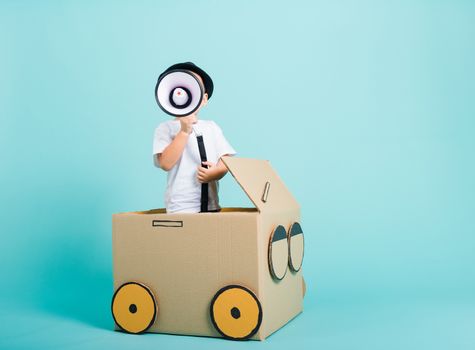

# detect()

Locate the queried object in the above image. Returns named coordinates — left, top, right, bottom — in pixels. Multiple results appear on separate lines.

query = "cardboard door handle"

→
left=261, top=182, right=270, bottom=203
left=152, top=220, right=183, bottom=228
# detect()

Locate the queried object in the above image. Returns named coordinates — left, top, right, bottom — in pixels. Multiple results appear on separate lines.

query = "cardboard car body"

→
left=112, top=157, right=305, bottom=340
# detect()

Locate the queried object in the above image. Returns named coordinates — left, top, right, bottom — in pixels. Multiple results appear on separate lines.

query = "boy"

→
left=153, top=62, right=236, bottom=213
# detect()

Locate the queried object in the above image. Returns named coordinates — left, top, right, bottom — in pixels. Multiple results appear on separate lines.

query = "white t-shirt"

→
left=153, top=119, right=236, bottom=213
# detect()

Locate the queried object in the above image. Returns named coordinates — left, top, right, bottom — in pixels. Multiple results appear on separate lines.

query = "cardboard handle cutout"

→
left=261, top=182, right=270, bottom=203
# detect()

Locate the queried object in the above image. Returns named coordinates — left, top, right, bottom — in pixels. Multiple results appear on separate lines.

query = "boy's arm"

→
left=156, top=115, right=196, bottom=171
left=156, top=131, right=189, bottom=171
left=197, top=156, right=230, bottom=183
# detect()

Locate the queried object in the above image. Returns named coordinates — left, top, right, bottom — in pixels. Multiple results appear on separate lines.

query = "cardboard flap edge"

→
left=221, top=156, right=299, bottom=213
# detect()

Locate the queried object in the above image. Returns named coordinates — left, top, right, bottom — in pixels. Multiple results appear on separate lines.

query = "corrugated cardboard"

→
left=112, top=157, right=304, bottom=340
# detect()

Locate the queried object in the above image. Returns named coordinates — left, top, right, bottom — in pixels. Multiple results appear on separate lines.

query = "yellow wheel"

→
left=111, top=282, right=157, bottom=334
left=210, top=285, right=262, bottom=340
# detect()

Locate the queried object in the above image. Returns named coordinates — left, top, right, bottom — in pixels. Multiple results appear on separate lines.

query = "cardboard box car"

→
left=112, top=157, right=305, bottom=340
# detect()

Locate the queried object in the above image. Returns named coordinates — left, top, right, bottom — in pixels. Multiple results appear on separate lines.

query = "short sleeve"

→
left=212, top=121, right=236, bottom=158
left=153, top=122, right=172, bottom=155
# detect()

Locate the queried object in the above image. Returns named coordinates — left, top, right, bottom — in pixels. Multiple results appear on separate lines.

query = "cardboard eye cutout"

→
left=268, top=225, right=289, bottom=280
left=210, top=285, right=262, bottom=340
left=155, top=69, right=204, bottom=117
left=288, top=222, right=304, bottom=272
left=111, top=282, right=157, bottom=334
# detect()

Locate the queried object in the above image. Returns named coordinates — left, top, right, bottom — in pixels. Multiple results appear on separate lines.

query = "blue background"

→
left=1, top=1, right=474, bottom=349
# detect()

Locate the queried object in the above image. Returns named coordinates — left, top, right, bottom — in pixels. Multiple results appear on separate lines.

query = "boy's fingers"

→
left=197, top=165, right=211, bottom=173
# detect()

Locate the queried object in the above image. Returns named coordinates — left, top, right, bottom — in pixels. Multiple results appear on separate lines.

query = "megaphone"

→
left=155, top=69, right=204, bottom=117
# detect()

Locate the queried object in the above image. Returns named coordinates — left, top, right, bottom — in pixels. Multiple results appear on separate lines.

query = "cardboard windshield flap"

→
left=112, top=157, right=304, bottom=340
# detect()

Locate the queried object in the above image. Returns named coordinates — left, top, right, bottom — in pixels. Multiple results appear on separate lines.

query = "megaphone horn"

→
left=155, top=69, right=204, bottom=117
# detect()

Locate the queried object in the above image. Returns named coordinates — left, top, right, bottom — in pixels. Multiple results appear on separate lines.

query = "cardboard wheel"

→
left=288, top=222, right=304, bottom=272
left=268, top=225, right=289, bottom=280
left=111, top=282, right=157, bottom=334
left=210, top=285, right=262, bottom=340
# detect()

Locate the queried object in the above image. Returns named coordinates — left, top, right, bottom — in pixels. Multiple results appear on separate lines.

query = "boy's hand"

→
left=179, top=114, right=197, bottom=134
left=197, top=161, right=217, bottom=183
